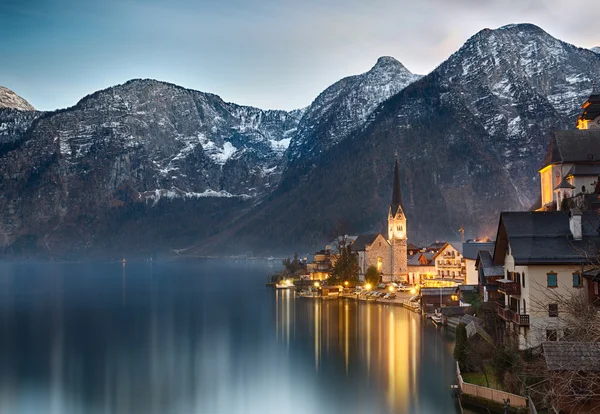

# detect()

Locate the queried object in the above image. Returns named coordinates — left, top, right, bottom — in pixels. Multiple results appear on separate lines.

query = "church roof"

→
left=351, top=233, right=381, bottom=251
left=541, top=130, right=600, bottom=168
left=565, top=164, right=600, bottom=177
left=577, top=90, right=600, bottom=123
left=390, top=158, right=403, bottom=216
left=553, top=177, right=575, bottom=190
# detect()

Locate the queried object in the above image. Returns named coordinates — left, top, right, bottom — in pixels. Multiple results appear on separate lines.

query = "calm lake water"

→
left=0, top=260, right=462, bottom=414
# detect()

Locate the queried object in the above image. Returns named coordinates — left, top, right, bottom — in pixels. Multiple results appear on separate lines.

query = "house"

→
left=491, top=209, right=600, bottom=350
left=351, top=158, right=408, bottom=283
left=542, top=341, right=600, bottom=413
left=475, top=250, right=504, bottom=303
left=582, top=268, right=600, bottom=305
left=462, top=241, right=495, bottom=285
left=538, top=90, right=600, bottom=211
left=420, top=287, right=459, bottom=309
left=424, top=241, right=446, bottom=254
left=433, top=242, right=466, bottom=283
left=407, top=252, right=436, bottom=286
left=306, top=246, right=337, bottom=281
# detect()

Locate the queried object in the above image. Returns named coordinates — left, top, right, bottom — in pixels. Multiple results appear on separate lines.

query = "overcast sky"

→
left=1, top=0, right=598, bottom=111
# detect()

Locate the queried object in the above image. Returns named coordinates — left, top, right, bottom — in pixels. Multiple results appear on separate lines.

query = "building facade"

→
left=353, top=159, right=408, bottom=283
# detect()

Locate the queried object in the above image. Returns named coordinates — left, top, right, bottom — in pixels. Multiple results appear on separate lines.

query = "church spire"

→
left=391, top=157, right=403, bottom=215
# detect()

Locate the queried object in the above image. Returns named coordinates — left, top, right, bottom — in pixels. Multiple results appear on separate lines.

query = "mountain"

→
left=202, top=24, right=600, bottom=254
left=0, top=86, right=35, bottom=111
left=591, top=46, right=600, bottom=55
left=0, top=79, right=303, bottom=256
left=281, top=56, right=421, bottom=188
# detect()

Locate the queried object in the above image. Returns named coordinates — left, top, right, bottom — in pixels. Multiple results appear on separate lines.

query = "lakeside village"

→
left=269, top=89, right=600, bottom=413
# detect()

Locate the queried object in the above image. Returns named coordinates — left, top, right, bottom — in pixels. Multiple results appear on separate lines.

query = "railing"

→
left=494, top=302, right=530, bottom=326
left=498, top=281, right=521, bottom=295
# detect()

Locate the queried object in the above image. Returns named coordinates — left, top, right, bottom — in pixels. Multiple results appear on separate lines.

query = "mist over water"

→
left=0, top=260, right=460, bottom=414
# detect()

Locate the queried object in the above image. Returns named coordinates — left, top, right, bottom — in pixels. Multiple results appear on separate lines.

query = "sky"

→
left=1, top=0, right=599, bottom=111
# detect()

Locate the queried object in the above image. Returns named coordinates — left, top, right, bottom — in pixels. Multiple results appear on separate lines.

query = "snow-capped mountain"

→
left=591, top=46, right=600, bottom=54
left=213, top=24, right=600, bottom=254
left=0, top=86, right=35, bottom=111
left=0, top=79, right=303, bottom=253
left=281, top=56, right=421, bottom=188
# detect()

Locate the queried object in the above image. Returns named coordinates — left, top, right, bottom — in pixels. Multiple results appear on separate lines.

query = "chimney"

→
left=569, top=208, right=582, bottom=240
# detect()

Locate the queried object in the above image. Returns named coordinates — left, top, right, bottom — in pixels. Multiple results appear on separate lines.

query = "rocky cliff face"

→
left=281, top=56, right=421, bottom=188
left=0, top=80, right=303, bottom=255
left=207, top=24, right=600, bottom=254
left=0, top=86, right=35, bottom=111
left=2, top=24, right=600, bottom=257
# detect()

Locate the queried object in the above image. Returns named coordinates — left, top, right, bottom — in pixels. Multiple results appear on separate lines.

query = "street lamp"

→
left=365, top=283, right=372, bottom=291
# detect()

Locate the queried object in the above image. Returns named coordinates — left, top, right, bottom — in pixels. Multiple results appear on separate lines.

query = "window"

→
left=548, top=304, right=558, bottom=317
left=547, top=273, right=557, bottom=288
left=573, top=273, right=582, bottom=287
left=522, top=272, right=525, bottom=288
left=546, top=329, right=557, bottom=341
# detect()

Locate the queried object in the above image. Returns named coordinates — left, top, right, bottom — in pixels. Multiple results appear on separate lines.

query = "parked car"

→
left=398, top=285, right=411, bottom=292
left=377, top=284, right=386, bottom=289
left=409, top=295, right=420, bottom=302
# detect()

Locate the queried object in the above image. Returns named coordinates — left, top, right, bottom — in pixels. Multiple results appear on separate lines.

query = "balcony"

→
left=497, top=278, right=521, bottom=295
left=494, top=302, right=530, bottom=326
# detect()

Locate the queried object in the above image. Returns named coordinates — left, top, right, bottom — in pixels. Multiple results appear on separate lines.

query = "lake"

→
left=0, top=260, right=462, bottom=414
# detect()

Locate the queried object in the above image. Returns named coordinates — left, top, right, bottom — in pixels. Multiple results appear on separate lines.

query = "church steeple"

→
left=576, top=80, right=600, bottom=130
left=391, top=157, right=403, bottom=216
left=388, top=157, right=406, bottom=241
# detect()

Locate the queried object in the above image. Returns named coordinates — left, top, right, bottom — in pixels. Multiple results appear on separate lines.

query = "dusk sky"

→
left=1, top=0, right=599, bottom=111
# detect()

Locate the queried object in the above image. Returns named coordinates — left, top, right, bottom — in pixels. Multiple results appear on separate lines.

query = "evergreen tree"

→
left=364, top=265, right=380, bottom=286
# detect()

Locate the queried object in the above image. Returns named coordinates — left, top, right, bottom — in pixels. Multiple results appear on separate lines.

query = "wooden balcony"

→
left=495, top=302, right=530, bottom=326
left=497, top=279, right=521, bottom=295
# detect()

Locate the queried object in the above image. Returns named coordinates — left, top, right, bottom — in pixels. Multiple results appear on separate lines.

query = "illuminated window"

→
left=547, top=273, right=557, bottom=288
left=377, top=257, right=382, bottom=272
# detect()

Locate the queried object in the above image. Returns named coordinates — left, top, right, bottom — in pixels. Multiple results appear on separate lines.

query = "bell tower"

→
left=388, top=157, right=408, bottom=282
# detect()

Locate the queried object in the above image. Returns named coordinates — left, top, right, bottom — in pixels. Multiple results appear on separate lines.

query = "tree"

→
left=454, top=323, right=470, bottom=371
left=330, top=236, right=359, bottom=286
left=365, top=265, right=381, bottom=286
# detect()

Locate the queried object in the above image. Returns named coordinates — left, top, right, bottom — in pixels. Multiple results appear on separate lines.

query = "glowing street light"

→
left=344, top=281, right=349, bottom=287
left=388, top=286, right=395, bottom=292
left=365, top=283, right=372, bottom=291
left=314, top=281, right=320, bottom=287
left=410, top=288, right=416, bottom=295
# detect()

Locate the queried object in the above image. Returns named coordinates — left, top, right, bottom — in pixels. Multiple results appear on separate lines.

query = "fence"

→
left=456, top=362, right=528, bottom=408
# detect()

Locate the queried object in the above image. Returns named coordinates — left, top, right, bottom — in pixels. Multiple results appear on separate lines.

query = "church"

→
left=352, top=159, right=408, bottom=283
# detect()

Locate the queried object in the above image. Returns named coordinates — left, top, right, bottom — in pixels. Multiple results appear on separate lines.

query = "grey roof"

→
left=578, top=91, right=600, bottom=123
left=390, top=158, right=404, bottom=216
left=448, top=242, right=464, bottom=254
left=462, top=242, right=495, bottom=260
left=542, top=129, right=600, bottom=167
left=421, top=287, right=457, bottom=296
left=459, top=314, right=483, bottom=326
left=408, top=252, right=435, bottom=266
left=543, top=342, right=600, bottom=371
left=457, top=284, right=478, bottom=292
left=351, top=233, right=381, bottom=251
left=496, top=211, right=600, bottom=265
left=565, top=164, right=600, bottom=177
left=553, top=177, right=575, bottom=190
left=476, top=251, right=504, bottom=277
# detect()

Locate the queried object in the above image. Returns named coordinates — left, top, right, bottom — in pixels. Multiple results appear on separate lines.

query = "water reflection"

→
left=0, top=262, right=460, bottom=414
left=275, top=292, right=459, bottom=414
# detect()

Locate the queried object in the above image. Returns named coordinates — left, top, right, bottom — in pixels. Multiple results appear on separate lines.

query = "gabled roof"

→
left=462, top=242, right=495, bottom=260
left=432, top=241, right=463, bottom=259
left=565, top=164, right=600, bottom=177
left=420, top=287, right=457, bottom=296
left=577, top=91, right=600, bottom=123
left=475, top=251, right=504, bottom=277
left=408, top=252, right=435, bottom=266
left=553, top=177, right=575, bottom=190
left=390, top=158, right=404, bottom=216
left=492, top=211, right=600, bottom=265
left=351, top=233, right=381, bottom=251
left=543, top=342, right=600, bottom=371
left=541, top=130, right=600, bottom=168
left=407, top=242, right=420, bottom=251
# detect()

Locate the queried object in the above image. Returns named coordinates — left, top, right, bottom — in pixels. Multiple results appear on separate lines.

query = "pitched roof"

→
left=578, top=91, right=600, bottom=123
left=565, top=164, right=600, bottom=177
left=408, top=252, right=435, bottom=266
left=351, top=233, right=381, bottom=251
left=543, top=342, right=600, bottom=371
left=407, top=242, right=420, bottom=251
left=390, top=158, right=403, bottom=216
left=553, top=177, right=575, bottom=190
left=493, top=211, right=600, bottom=265
left=476, top=251, right=504, bottom=277
left=433, top=242, right=463, bottom=259
left=420, top=287, right=457, bottom=296
left=462, top=242, right=495, bottom=260
left=542, top=130, right=600, bottom=167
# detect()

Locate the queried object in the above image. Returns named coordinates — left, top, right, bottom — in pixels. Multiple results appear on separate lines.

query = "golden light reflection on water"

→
left=275, top=295, right=428, bottom=414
